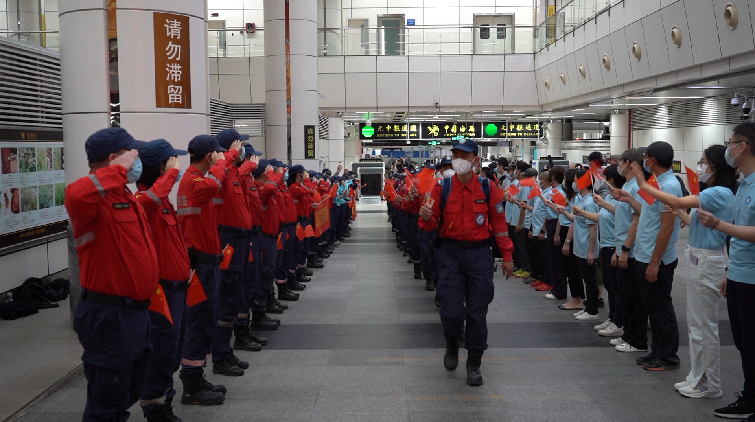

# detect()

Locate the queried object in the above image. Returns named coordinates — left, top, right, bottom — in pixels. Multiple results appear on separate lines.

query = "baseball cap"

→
left=139, top=139, right=188, bottom=167
left=244, top=143, right=264, bottom=156
left=645, top=141, right=674, bottom=163
left=188, top=135, right=226, bottom=157
left=216, top=129, right=250, bottom=150
left=450, top=138, right=479, bottom=155
left=289, top=164, right=305, bottom=176
left=439, top=156, right=452, bottom=166
left=252, top=159, right=269, bottom=177
left=523, top=168, right=539, bottom=177
left=621, top=148, right=644, bottom=164
left=85, top=127, right=149, bottom=162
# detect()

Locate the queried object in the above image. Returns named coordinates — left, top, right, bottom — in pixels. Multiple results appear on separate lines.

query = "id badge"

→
left=425, top=196, right=435, bottom=207
left=689, top=253, right=699, bottom=266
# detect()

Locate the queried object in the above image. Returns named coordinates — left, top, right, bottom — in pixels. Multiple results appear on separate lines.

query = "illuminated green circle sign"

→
left=361, top=125, right=374, bottom=138
left=484, top=123, right=498, bottom=137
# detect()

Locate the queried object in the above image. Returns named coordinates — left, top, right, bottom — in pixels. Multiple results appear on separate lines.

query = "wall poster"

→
left=0, top=129, right=67, bottom=249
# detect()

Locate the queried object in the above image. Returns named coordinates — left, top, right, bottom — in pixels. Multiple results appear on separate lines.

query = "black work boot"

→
left=300, top=267, right=314, bottom=276
left=251, top=312, right=279, bottom=330
left=413, top=263, right=422, bottom=279
left=233, top=326, right=262, bottom=351
left=296, top=274, right=311, bottom=283
left=466, top=350, right=484, bottom=386
left=198, top=374, right=226, bottom=394
left=250, top=334, right=269, bottom=345
left=287, top=276, right=306, bottom=291
left=268, top=292, right=288, bottom=310
left=145, top=406, right=183, bottom=422
left=444, top=337, right=459, bottom=371
left=277, top=283, right=300, bottom=301
left=264, top=314, right=281, bottom=326
left=425, top=277, right=435, bottom=292
left=179, top=373, right=225, bottom=406
left=227, top=354, right=249, bottom=369
left=212, top=358, right=245, bottom=376
left=307, top=259, right=325, bottom=268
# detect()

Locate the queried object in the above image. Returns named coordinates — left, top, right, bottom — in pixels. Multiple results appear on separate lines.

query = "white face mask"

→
left=443, top=169, right=456, bottom=178
left=451, top=158, right=473, bottom=175
left=435, top=170, right=442, bottom=178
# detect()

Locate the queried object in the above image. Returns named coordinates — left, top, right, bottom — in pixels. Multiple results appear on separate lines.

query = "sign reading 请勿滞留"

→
left=154, top=12, right=191, bottom=109
left=304, top=125, right=316, bottom=159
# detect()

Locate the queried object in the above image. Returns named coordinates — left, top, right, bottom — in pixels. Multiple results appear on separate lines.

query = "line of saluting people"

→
left=64, top=127, right=359, bottom=422
left=384, top=122, right=755, bottom=421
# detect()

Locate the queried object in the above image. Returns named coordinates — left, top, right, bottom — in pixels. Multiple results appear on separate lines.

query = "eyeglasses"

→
left=725, top=140, right=745, bottom=147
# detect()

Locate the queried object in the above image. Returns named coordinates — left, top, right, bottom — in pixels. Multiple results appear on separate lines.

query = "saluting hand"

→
left=110, top=150, right=138, bottom=171
left=166, top=156, right=180, bottom=171
left=250, top=154, right=260, bottom=165
left=210, top=151, right=224, bottom=165
left=231, top=140, right=245, bottom=155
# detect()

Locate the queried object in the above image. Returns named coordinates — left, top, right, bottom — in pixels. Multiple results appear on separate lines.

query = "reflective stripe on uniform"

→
left=494, top=232, right=509, bottom=237
left=292, top=199, right=299, bottom=203
left=177, top=207, right=201, bottom=216
left=88, top=174, right=106, bottom=197
left=74, top=231, right=95, bottom=247
left=217, top=319, right=234, bottom=327
left=206, top=174, right=221, bottom=186
left=146, top=190, right=161, bottom=204
left=262, top=206, right=269, bottom=211
left=213, top=198, right=224, bottom=204
left=181, top=358, right=205, bottom=367
left=139, top=394, right=166, bottom=407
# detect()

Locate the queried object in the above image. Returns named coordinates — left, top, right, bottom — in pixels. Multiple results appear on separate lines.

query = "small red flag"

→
left=186, top=270, right=207, bottom=307
left=576, top=171, right=593, bottom=191
left=551, top=189, right=567, bottom=206
left=148, top=286, right=173, bottom=324
left=277, top=233, right=283, bottom=250
left=416, top=168, right=438, bottom=195
left=220, top=244, right=234, bottom=270
left=527, top=186, right=542, bottom=200
left=589, top=162, right=605, bottom=181
left=506, top=185, right=521, bottom=197
left=296, top=223, right=306, bottom=241
left=685, top=166, right=700, bottom=196
left=248, top=243, right=254, bottom=262
left=638, top=175, right=659, bottom=205
left=519, top=178, right=536, bottom=187
left=304, top=225, right=315, bottom=237
left=404, top=168, right=415, bottom=189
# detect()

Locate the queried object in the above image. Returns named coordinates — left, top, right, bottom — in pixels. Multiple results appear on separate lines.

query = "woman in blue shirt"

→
left=549, top=169, right=585, bottom=310
left=633, top=145, right=737, bottom=399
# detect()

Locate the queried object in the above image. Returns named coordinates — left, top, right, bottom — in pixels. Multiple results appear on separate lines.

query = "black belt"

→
left=252, top=226, right=262, bottom=233
left=218, top=225, right=253, bottom=237
left=279, top=223, right=294, bottom=230
left=159, top=279, right=190, bottom=291
left=444, top=239, right=490, bottom=249
left=187, top=248, right=223, bottom=265
left=83, top=290, right=150, bottom=310
left=261, top=232, right=277, bottom=239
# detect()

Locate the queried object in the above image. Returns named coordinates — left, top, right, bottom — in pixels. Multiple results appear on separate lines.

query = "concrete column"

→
left=264, top=0, right=319, bottom=163
left=60, top=0, right=209, bottom=316
left=327, top=116, right=344, bottom=170
left=545, top=121, right=562, bottom=158
left=610, top=113, right=630, bottom=155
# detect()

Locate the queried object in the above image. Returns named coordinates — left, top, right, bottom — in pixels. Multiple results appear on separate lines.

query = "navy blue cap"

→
left=451, top=138, right=479, bottom=154
left=188, top=135, right=226, bottom=157
left=85, top=127, right=149, bottom=162
left=322, top=168, right=331, bottom=175
left=216, top=129, right=250, bottom=149
left=243, top=143, right=263, bottom=156
left=439, top=156, right=453, bottom=166
left=252, top=159, right=269, bottom=177
left=289, top=164, right=305, bottom=175
left=315, top=172, right=323, bottom=178
left=272, top=159, right=288, bottom=168
left=139, top=139, right=188, bottom=167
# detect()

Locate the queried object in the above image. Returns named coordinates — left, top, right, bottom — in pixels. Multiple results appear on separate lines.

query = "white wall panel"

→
left=423, top=7, right=460, bottom=25
left=441, top=55, right=472, bottom=72
left=555, top=58, right=570, bottom=99
left=48, top=239, right=68, bottom=275
left=218, top=57, right=249, bottom=75
left=573, top=24, right=586, bottom=51
left=409, top=56, right=440, bottom=72
left=624, top=0, right=643, bottom=25
left=702, top=124, right=726, bottom=145
left=661, top=1, right=694, bottom=71
left=0, top=245, right=49, bottom=293
left=641, top=0, right=661, bottom=18
left=573, top=47, right=590, bottom=94
left=210, top=74, right=220, bottom=99
left=345, top=73, right=377, bottom=108
left=59, top=9, right=108, bottom=115
left=715, top=0, right=755, bottom=57
left=642, top=11, right=671, bottom=75
left=460, top=7, right=495, bottom=25
left=664, top=127, right=684, bottom=151
left=534, top=69, right=547, bottom=104
left=472, top=72, right=504, bottom=107
left=376, top=56, right=409, bottom=73
left=408, top=72, right=440, bottom=107
left=609, top=3, right=627, bottom=32
left=632, top=129, right=651, bottom=147
left=376, top=73, right=409, bottom=108
left=565, top=53, right=581, bottom=95
left=682, top=126, right=703, bottom=152
left=219, top=74, right=252, bottom=103
left=319, top=56, right=345, bottom=74
left=596, top=9, right=610, bottom=40
left=585, top=42, right=606, bottom=92
left=684, top=0, right=722, bottom=64
left=345, top=56, right=377, bottom=73
left=440, top=72, right=472, bottom=107
left=472, top=55, right=505, bottom=72
left=624, top=21, right=651, bottom=80
left=251, top=73, right=266, bottom=102
left=505, top=55, right=534, bottom=72
left=610, top=29, right=632, bottom=85
left=584, top=15, right=598, bottom=45
left=503, top=72, right=538, bottom=105
left=317, top=73, right=345, bottom=108
left=289, top=20, right=318, bottom=56
left=290, top=55, right=318, bottom=90
left=265, top=91, right=287, bottom=126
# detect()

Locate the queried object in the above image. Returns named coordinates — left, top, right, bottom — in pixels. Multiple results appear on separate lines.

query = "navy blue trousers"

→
left=275, top=225, right=296, bottom=280
left=236, top=232, right=264, bottom=326
left=259, top=235, right=278, bottom=297
left=436, top=242, right=495, bottom=352
left=74, top=297, right=152, bottom=422
left=212, top=231, right=250, bottom=363
left=180, top=262, right=219, bottom=374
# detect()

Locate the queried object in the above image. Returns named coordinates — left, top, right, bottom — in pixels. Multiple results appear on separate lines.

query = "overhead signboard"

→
left=421, top=122, right=481, bottom=139
left=482, top=122, right=542, bottom=138
left=359, top=123, right=420, bottom=140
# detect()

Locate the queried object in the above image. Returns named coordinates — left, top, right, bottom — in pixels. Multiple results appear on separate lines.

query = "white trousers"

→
left=684, top=246, right=726, bottom=391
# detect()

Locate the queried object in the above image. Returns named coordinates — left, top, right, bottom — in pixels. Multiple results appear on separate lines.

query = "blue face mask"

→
left=176, top=168, right=184, bottom=184
left=284, top=170, right=289, bottom=181
left=572, top=182, right=578, bottom=192
left=128, top=157, right=142, bottom=183
left=643, top=158, right=652, bottom=173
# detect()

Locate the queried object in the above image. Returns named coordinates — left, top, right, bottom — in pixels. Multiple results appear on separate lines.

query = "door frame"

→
left=472, top=13, right=515, bottom=54
left=377, top=14, right=405, bottom=56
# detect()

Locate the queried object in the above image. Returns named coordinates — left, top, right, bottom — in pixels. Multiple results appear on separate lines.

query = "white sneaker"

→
left=674, top=380, right=691, bottom=391
left=615, top=343, right=648, bottom=353
left=544, top=293, right=559, bottom=300
left=594, top=319, right=612, bottom=331
left=678, top=383, right=722, bottom=399
left=598, top=323, right=624, bottom=337
left=573, top=310, right=586, bottom=317
left=575, top=312, right=599, bottom=321
left=610, top=338, right=626, bottom=346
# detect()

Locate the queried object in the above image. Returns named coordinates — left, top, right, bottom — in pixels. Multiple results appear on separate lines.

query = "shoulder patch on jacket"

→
left=113, top=203, right=130, bottom=209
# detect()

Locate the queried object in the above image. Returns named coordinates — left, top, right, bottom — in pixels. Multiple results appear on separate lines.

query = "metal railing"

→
left=0, top=30, right=59, bottom=50
left=535, top=0, right=623, bottom=51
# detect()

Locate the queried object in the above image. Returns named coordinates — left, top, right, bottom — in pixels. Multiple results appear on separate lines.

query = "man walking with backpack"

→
left=419, top=139, right=514, bottom=387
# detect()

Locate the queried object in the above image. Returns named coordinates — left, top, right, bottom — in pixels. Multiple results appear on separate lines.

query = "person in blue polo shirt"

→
left=697, top=122, right=755, bottom=419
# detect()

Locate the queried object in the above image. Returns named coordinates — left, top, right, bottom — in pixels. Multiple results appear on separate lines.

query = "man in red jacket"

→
left=176, top=134, right=234, bottom=405
left=66, top=127, right=157, bottom=421
left=419, top=139, right=514, bottom=387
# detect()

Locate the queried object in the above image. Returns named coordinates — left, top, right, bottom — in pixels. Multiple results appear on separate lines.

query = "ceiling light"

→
left=623, top=96, right=704, bottom=99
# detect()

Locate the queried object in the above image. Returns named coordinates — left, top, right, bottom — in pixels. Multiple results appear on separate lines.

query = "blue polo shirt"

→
left=598, top=195, right=618, bottom=249
left=689, top=186, right=734, bottom=250
left=634, top=170, right=682, bottom=265
left=547, top=185, right=564, bottom=220
left=728, top=172, right=755, bottom=285
left=614, top=177, right=643, bottom=259
left=573, top=193, right=600, bottom=259
left=560, top=192, right=579, bottom=227
left=506, top=179, right=519, bottom=225
left=517, top=185, right=532, bottom=229
left=531, top=189, right=548, bottom=236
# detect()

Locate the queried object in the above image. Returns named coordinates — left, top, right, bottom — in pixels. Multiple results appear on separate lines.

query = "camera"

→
left=742, top=99, right=753, bottom=120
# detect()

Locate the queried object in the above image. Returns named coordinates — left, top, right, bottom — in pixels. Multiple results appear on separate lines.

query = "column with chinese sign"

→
left=264, top=0, right=319, bottom=163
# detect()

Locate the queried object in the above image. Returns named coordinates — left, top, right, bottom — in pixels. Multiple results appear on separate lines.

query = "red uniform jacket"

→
left=65, top=165, right=159, bottom=301
left=256, top=179, right=279, bottom=235
left=419, top=174, right=514, bottom=262
left=289, top=182, right=314, bottom=218
left=177, top=153, right=234, bottom=254
left=136, top=169, right=191, bottom=282
left=276, top=180, right=297, bottom=224
left=239, top=161, right=262, bottom=228
left=213, top=160, right=252, bottom=230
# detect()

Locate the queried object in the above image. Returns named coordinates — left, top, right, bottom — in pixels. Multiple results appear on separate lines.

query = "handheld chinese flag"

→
left=277, top=233, right=283, bottom=250
left=148, top=286, right=173, bottom=324
left=685, top=165, right=701, bottom=196
left=637, top=175, right=659, bottom=205
left=527, top=185, right=542, bottom=200
left=304, top=225, right=315, bottom=237
left=404, top=168, right=415, bottom=189
left=186, top=270, right=207, bottom=307
left=519, top=177, right=536, bottom=187
left=296, top=223, right=306, bottom=241
left=220, top=244, right=234, bottom=270
left=551, top=189, right=567, bottom=206
left=576, top=171, right=593, bottom=191
left=506, top=185, right=521, bottom=197
left=416, top=168, right=438, bottom=195
left=589, top=161, right=605, bottom=181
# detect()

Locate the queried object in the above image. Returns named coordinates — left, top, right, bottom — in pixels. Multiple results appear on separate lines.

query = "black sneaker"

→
left=598, top=298, right=605, bottom=308
left=714, top=393, right=755, bottom=419
left=642, top=357, right=679, bottom=371
left=635, top=353, right=656, bottom=365
left=212, top=359, right=244, bottom=376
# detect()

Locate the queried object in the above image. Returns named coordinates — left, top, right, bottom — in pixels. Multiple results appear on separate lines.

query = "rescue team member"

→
left=177, top=134, right=232, bottom=406
left=419, top=139, right=514, bottom=387
left=288, top=165, right=315, bottom=284
left=420, top=157, right=453, bottom=293
left=135, top=140, right=190, bottom=422
left=66, top=127, right=158, bottom=421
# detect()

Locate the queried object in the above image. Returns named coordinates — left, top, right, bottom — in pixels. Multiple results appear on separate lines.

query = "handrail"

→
left=534, top=0, right=623, bottom=51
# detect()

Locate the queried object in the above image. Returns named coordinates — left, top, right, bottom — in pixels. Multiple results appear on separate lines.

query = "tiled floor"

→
left=9, top=206, right=744, bottom=421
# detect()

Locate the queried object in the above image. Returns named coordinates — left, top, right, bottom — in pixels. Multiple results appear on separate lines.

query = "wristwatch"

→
left=566, top=239, right=571, bottom=244
left=621, top=245, right=631, bottom=252
left=540, top=230, right=546, bottom=234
